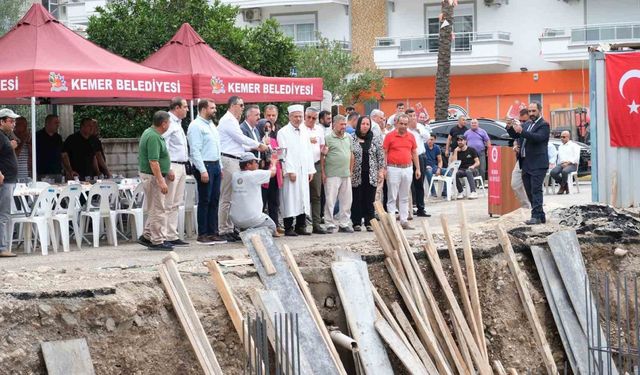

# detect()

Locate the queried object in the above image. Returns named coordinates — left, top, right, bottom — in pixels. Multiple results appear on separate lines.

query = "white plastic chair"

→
left=9, top=187, right=58, bottom=255
left=116, top=182, right=145, bottom=240
left=567, top=171, right=580, bottom=194
left=51, top=185, right=83, bottom=252
left=178, top=176, right=198, bottom=239
left=427, top=160, right=461, bottom=201
left=473, top=175, right=486, bottom=196
left=80, top=182, right=119, bottom=248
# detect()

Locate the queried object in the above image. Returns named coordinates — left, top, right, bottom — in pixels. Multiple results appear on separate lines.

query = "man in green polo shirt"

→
left=321, top=114, right=354, bottom=233
left=138, top=111, right=173, bottom=250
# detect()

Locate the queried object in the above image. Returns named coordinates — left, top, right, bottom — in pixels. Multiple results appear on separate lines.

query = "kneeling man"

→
left=230, top=152, right=277, bottom=235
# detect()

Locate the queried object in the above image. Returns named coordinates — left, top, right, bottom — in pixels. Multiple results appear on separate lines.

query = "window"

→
left=272, top=13, right=317, bottom=45
left=425, top=3, right=474, bottom=52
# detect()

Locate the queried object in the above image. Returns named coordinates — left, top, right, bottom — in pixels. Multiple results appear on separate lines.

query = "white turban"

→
left=287, top=104, right=304, bottom=114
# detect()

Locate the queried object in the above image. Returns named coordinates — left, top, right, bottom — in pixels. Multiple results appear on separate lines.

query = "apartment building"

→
left=50, top=0, right=640, bottom=121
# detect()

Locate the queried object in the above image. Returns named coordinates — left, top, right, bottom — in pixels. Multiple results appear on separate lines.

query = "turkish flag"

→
left=606, top=52, right=640, bottom=147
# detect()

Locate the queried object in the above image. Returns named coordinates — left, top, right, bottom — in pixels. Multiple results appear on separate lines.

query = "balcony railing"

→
left=542, top=22, right=640, bottom=45
left=375, top=31, right=511, bottom=54
left=295, top=40, right=351, bottom=50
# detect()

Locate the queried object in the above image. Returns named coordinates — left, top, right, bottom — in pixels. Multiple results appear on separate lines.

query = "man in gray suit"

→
left=240, top=104, right=262, bottom=158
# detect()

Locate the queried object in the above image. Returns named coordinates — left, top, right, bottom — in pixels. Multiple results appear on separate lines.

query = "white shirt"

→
left=387, top=114, right=397, bottom=126
left=409, top=128, right=426, bottom=155
left=418, top=123, right=431, bottom=140
left=305, top=124, right=325, bottom=163
left=218, top=111, right=260, bottom=156
left=163, top=111, right=189, bottom=162
left=230, top=169, right=272, bottom=227
left=371, top=120, right=382, bottom=137
left=548, top=143, right=558, bottom=166
left=557, top=140, right=581, bottom=165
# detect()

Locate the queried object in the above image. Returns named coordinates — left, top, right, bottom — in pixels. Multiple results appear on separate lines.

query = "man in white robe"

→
left=277, top=105, right=316, bottom=236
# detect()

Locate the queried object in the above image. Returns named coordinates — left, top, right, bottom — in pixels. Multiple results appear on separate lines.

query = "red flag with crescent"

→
left=606, top=52, right=640, bottom=147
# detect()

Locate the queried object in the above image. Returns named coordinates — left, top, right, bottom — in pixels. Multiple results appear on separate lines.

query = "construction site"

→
left=1, top=187, right=639, bottom=375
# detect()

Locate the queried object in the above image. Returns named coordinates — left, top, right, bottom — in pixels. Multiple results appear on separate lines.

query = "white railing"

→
left=375, top=31, right=510, bottom=54
left=542, top=22, right=640, bottom=44
left=295, top=40, right=351, bottom=50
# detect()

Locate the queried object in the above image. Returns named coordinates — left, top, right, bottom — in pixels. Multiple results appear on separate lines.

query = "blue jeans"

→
left=0, top=183, right=15, bottom=251
left=194, top=162, right=222, bottom=236
left=425, top=167, right=447, bottom=196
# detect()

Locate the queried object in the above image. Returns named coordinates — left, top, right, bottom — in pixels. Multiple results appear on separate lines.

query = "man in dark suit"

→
left=506, top=102, right=550, bottom=225
left=240, top=104, right=262, bottom=158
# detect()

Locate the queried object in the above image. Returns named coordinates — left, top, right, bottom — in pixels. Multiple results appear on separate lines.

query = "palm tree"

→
left=434, top=1, right=455, bottom=120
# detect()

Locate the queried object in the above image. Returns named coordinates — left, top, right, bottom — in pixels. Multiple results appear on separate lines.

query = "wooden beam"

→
left=440, top=214, right=480, bottom=350
left=251, top=235, right=277, bottom=275
left=457, top=202, right=489, bottom=360
left=385, top=259, right=453, bottom=375
left=450, top=310, right=474, bottom=372
left=160, top=253, right=224, bottom=375
left=374, top=200, right=400, bottom=251
left=496, top=225, right=558, bottom=375
left=282, top=244, right=348, bottom=375
left=41, top=338, right=95, bottom=375
left=205, top=261, right=243, bottom=340
left=371, top=219, right=404, bottom=279
left=371, top=283, right=413, bottom=350
left=374, top=318, right=430, bottom=375
left=421, top=224, right=493, bottom=375
left=492, top=360, right=507, bottom=375
left=390, top=302, right=438, bottom=373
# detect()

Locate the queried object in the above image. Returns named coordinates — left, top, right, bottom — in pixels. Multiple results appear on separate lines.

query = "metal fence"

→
left=244, top=312, right=300, bottom=375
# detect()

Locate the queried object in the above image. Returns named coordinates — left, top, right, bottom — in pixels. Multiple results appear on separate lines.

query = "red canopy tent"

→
left=142, top=23, right=322, bottom=104
left=0, top=4, right=193, bottom=178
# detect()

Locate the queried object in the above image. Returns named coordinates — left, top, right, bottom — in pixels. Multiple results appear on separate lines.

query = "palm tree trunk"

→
left=434, top=1, right=455, bottom=120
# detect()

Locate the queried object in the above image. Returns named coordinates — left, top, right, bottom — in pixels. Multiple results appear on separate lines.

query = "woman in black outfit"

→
left=350, top=116, right=386, bottom=231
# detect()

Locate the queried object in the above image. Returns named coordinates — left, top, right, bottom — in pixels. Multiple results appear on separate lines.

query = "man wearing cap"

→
left=186, top=99, right=227, bottom=245
left=277, top=104, right=316, bottom=236
left=230, top=152, right=278, bottom=234
left=0, top=109, right=20, bottom=257
left=217, top=96, right=268, bottom=242
left=450, top=134, right=480, bottom=199
left=162, top=97, right=190, bottom=247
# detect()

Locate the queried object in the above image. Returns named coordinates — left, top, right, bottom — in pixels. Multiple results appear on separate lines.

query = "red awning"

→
left=142, top=23, right=322, bottom=103
left=0, top=4, right=192, bottom=105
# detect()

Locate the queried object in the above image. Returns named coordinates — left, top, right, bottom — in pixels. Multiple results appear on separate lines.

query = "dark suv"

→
left=428, top=118, right=591, bottom=176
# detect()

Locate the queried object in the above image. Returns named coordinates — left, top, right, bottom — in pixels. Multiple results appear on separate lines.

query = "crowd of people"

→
left=0, top=97, right=561, bottom=255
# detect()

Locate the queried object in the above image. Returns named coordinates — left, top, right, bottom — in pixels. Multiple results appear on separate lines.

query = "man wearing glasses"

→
left=508, top=102, right=550, bottom=225
left=218, top=96, right=269, bottom=242
left=550, top=130, right=580, bottom=194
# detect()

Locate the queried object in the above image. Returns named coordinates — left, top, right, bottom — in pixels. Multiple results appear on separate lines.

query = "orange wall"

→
left=377, top=69, right=589, bottom=120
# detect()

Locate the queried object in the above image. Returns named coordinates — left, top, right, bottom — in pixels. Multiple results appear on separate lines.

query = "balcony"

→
left=223, top=0, right=348, bottom=8
left=540, top=22, right=640, bottom=63
left=295, top=40, right=351, bottom=50
left=373, top=31, right=513, bottom=72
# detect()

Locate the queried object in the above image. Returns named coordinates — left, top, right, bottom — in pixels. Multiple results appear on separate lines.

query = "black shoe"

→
left=206, top=235, right=228, bottom=244
left=525, top=218, right=542, bottom=225
left=197, top=235, right=215, bottom=244
left=221, top=233, right=238, bottom=242
left=365, top=225, right=373, bottom=232
left=295, top=227, right=311, bottom=236
left=541, top=217, right=547, bottom=224
left=168, top=239, right=189, bottom=247
left=284, top=229, right=298, bottom=237
left=312, top=226, right=327, bottom=234
left=231, top=232, right=241, bottom=241
left=353, top=225, right=362, bottom=232
left=137, top=235, right=151, bottom=247
left=148, top=242, right=174, bottom=251
left=415, top=211, right=431, bottom=217
left=339, top=226, right=354, bottom=233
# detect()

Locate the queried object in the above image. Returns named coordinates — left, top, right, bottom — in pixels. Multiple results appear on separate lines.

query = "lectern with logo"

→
left=487, top=146, right=520, bottom=216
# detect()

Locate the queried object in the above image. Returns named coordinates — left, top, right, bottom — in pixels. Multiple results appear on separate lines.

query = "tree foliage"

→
left=78, top=0, right=297, bottom=138
left=295, top=36, right=384, bottom=106
left=0, top=0, right=29, bottom=34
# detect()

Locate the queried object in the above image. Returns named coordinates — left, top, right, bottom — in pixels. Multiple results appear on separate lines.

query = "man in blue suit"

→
left=507, top=102, right=550, bottom=225
left=240, top=104, right=263, bottom=158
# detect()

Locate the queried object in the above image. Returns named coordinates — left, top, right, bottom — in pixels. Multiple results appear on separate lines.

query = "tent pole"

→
left=190, top=99, right=195, bottom=121
left=30, top=97, right=36, bottom=182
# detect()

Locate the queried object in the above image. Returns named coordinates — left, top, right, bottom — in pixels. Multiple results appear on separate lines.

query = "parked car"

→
left=427, top=118, right=591, bottom=176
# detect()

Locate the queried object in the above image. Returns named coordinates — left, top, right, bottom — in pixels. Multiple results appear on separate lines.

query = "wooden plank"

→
left=495, top=225, right=557, bottom=375
left=205, top=260, right=244, bottom=339
left=440, top=214, right=480, bottom=350
left=385, top=259, right=453, bottom=375
left=282, top=244, right=347, bottom=375
left=332, top=260, right=394, bottom=375
left=450, top=310, right=474, bottom=372
left=41, top=338, right=95, bottom=375
left=492, top=360, right=507, bottom=375
left=393, top=219, right=428, bottom=320
left=458, top=202, right=489, bottom=361
left=422, top=223, right=493, bottom=375
left=531, top=246, right=581, bottom=374
left=251, top=289, right=312, bottom=375
left=371, top=219, right=405, bottom=280
left=507, top=368, right=519, bottom=375
left=160, top=253, right=224, bottom=375
left=251, top=235, right=277, bottom=275
left=240, top=228, right=341, bottom=375
left=374, top=200, right=401, bottom=251
left=390, top=302, right=439, bottom=373
left=218, top=258, right=253, bottom=267
left=374, top=318, right=429, bottom=375
left=371, top=283, right=413, bottom=351
left=397, top=223, right=469, bottom=374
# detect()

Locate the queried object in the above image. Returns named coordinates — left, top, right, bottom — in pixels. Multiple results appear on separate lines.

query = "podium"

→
left=487, top=146, right=521, bottom=216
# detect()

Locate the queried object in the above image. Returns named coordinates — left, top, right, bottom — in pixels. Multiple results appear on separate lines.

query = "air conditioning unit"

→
left=484, top=0, right=508, bottom=6
left=243, top=8, right=262, bottom=22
